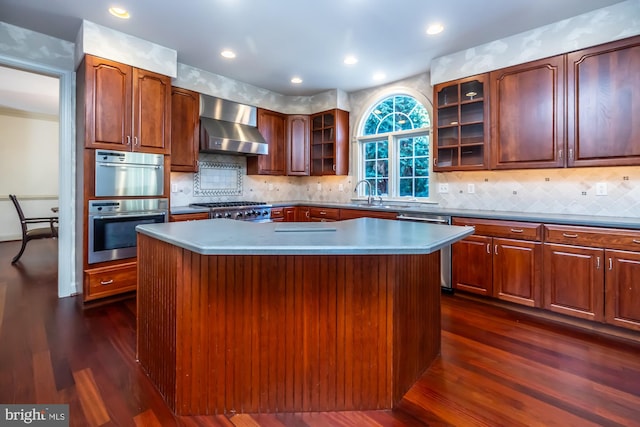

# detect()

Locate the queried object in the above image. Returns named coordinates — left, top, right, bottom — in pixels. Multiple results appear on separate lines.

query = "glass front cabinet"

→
left=433, top=74, right=489, bottom=171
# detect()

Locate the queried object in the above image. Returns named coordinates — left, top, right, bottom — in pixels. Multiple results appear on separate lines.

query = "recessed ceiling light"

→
left=344, top=55, right=358, bottom=65
left=373, top=72, right=386, bottom=81
left=426, top=23, right=444, bottom=35
left=109, top=7, right=130, bottom=19
left=291, top=77, right=303, bottom=84
left=220, top=50, right=236, bottom=59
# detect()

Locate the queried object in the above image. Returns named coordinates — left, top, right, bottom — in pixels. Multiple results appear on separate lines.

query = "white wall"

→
left=0, top=108, right=59, bottom=241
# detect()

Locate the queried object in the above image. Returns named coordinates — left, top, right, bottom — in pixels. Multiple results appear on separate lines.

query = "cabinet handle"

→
left=633, top=239, right=640, bottom=244
left=494, top=245, right=498, bottom=255
left=510, top=228, right=524, bottom=233
left=434, top=158, right=438, bottom=166
left=100, top=279, right=114, bottom=286
left=126, top=136, right=131, bottom=146
left=305, top=211, right=310, bottom=218
left=596, top=257, right=600, bottom=270
left=558, top=149, right=563, bottom=160
left=134, top=136, right=139, bottom=146
left=562, top=233, right=579, bottom=238
left=333, top=164, right=336, bottom=171
left=609, top=258, right=613, bottom=271
left=569, top=149, right=574, bottom=161
left=486, top=243, right=491, bottom=254
left=320, top=211, right=326, bottom=215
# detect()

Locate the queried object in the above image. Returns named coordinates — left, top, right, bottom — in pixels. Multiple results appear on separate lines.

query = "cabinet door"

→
left=247, top=109, right=286, bottom=175
left=296, top=207, right=311, bottom=222
left=83, top=56, right=132, bottom=149
left=543, top=243, right=604, bottom=321
left=132, top=68, right=171, bottom=154
left=170, top=87, right=200, bottom=172
left=286, top=115, right=310, bottom=175
left=310, top=109, right=349, bottom=176
left=567, top=35, right=640, bottom=167
left=284, top=207, right=296, bottom=222
left=493, top=238, right=542, bottom=307
left=605, top=250, right=640, bottom=331
left=433, top=74, right=489, bottom=171
left=452, top=235, right=493, bottom=296
left=490, top=56, right=565, bottom=169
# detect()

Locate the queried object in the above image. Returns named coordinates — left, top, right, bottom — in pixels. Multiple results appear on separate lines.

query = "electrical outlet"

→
left=338, top=184, right=344, bottom=192
left=467, top=183, right=475, bottom=194
left=438, top=183, right=449, bottom=193
left=171, top=183, right=178, bottom=193
left=317, top=183, right=322, bottom=191
left=595, top=182, right=607, bottom=196
left=268, top=183, right=274, bottom=191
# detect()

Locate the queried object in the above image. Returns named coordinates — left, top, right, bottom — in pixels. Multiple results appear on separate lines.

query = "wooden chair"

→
left=9, top=194, right=58, bottom=264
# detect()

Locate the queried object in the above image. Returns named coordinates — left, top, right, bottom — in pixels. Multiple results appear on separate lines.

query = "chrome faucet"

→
left=354, top=179, right=374, bottom=204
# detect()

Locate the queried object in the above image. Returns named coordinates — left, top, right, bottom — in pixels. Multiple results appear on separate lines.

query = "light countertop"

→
left=136, top=217, right=474, bottom=255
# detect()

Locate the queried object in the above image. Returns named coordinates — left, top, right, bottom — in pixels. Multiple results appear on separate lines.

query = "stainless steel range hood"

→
left=199, top=95, right=268, bottom=155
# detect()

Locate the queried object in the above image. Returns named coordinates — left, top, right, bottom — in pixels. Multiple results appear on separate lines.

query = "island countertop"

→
left=136, top=217, right=474, bottom=255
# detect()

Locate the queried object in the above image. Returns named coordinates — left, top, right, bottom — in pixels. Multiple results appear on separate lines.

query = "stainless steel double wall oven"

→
left=88, top=150, right=168, bottom=264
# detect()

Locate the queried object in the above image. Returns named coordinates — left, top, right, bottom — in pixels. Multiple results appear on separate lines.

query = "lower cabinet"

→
left=84, top=261, right=137, bottom=302
left=452, top=217, right=543, bottom=307
left=169, top=212, right=209, bottom=222
left=543, top=225, right=640, bottom=331
left=339, top=208, right=397, bottom=220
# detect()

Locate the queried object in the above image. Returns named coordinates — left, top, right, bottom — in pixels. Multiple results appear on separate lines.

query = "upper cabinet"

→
left=286, top=115, right=310, bottom=176
left=434, top=35, right=640, bottom=172
left=567, top=35, right=640, bottom=167
left=433, top=74, right=489, bottom=171
left=170, top=87, right=200, bottom=172
left=310, top=109, right=349, bottom=176
left=247, top=108, right=286, bottom=175
left=79, top=55, right=171, bottom=154
left=490, top=56, right=565, bottom=169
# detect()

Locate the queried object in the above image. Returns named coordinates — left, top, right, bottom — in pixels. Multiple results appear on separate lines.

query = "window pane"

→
left=376, top=159, right=388, bottom=177
left=415, top=178, right=429, bottom=197
left=414, top=136, right=429, bottom=156
left=415, top=157, right=429, bottom=177
left=365, top=160, right=377, bottom=178
left=377, top=141, right=389, bottom=159
left=376, top=179, right=388, bottom=196
left=399, top=179, right=413, bottom=197
left=399, top=158, right=413, bottom=177
left=399, top=139, right=413, bottom=157
left=364, top=142, right=377, bottom=159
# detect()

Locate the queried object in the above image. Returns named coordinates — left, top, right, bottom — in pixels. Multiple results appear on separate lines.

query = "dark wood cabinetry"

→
left=286, top=115, right=310, bottom=175
left=78, top=55, right=171, bottom=154
left=169, top=212, right=209, bottom=222
left=310, top=109, right=349, bottom=175
left=170, top=87, right=199, bottom=172
left=543, top=224, right=640, bottom=330
left=83, top=261, right=137, bottom=302
left=490, top=56, right=565, bottom=169
left=247, top=108, right=286, bottom=175
left=434, top=74, right=489, bottom=171
left=567, top=35, right=640, bottom=167
left=452, top=218, right=543, bottom=307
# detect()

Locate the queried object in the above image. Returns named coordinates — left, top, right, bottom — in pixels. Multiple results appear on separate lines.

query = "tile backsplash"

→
left=170, top=154, right=639, bottom=218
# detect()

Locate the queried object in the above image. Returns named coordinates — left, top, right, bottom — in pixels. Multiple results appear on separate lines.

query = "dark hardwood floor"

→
left=1, top=239, right=639, bottom=426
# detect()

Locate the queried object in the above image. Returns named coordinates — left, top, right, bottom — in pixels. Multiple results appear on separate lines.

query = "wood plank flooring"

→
left=1, top=239, right=639, bottom=426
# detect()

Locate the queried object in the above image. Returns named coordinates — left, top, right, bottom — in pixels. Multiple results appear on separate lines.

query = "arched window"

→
left=357, top=94, right=431, bottom=199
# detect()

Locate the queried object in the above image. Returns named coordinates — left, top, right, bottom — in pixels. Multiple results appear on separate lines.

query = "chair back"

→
left=9, top=195, right=28, bottom=232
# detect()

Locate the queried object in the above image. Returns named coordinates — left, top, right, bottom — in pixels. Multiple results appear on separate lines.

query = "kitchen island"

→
left=135, top=218, right=473, bottom=415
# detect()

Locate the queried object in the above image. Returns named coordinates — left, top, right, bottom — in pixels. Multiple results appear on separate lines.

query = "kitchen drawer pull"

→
left=510, top=228, right=524, bottom=233
left=633, top=239, right=640, bottom=244
left=100, top=279, right=114, bottom=286
left=562, top=233, right=579, bottom=238
left=320, top=211, right=327, bottom=215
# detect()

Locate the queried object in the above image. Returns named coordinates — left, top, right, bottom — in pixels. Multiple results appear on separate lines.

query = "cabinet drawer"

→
left=544, top=224, right=640, bottom=250
left=169, top=212, right=209, bottom=222
left=309, top=207, right=340, bottom=221
left=453, top=217, right=543, bottom=241
left=85, top=262, right=137, bottom=301
left=271, top=207, right=285, bottom=219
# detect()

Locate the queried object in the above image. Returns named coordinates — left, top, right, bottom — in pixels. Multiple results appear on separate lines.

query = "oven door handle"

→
left=90, top=212, right=167, bottom=220
left=396, top=214, right=449, bottom=224
left=97, top=163, right=163, bottom=169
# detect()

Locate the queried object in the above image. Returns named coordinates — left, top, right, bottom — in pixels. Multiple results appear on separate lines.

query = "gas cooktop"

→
left=190, top=201, right=268, bottom=208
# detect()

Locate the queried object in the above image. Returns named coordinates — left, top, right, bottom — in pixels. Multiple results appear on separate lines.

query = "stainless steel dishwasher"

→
left=396, top=212, right=453, bottom=293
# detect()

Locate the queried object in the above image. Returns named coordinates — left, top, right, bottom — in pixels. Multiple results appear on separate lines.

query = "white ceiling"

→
left=0, top=0, right=628, bottom=104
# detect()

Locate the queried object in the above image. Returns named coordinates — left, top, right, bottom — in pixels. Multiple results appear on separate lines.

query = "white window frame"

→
left=355, top=92, right=433, bottom=202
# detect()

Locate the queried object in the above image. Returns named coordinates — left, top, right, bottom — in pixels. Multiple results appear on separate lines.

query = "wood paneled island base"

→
left=137, top=234, right=442, bottom=415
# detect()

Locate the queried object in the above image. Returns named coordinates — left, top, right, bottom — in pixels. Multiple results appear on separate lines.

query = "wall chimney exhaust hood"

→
left=199, top=95, right=268, bottom=156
